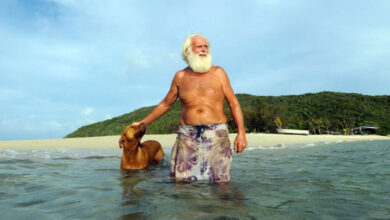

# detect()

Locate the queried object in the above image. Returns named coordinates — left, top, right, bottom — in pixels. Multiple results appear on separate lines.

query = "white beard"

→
left=187, top=50, right=212, bottom=73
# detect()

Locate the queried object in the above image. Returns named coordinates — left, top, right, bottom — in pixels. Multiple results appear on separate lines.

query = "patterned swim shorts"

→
left=169, top=123, right=232, bottom=183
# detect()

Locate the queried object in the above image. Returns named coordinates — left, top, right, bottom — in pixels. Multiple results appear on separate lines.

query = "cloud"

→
left=1, top=0, right=390, bottom=140
left=82, top=107, right=94, bottom=116
left=125, top=49, right=150, bottom=69
left=0, top=116, right=63, bottom=140
left=104, top=114, right=112, bottom=120
left=0, top=89, right=25, bottom=101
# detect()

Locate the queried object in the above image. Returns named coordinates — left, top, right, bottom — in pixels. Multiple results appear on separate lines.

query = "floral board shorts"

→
left=169, top=123, right=232, bottom=183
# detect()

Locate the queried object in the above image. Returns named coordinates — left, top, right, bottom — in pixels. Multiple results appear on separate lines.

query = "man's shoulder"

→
left=174, top=68, right=189, bottom=79
left=211, top=66, right=228, bottom=78
left=212, top=65, right=224, bottom=71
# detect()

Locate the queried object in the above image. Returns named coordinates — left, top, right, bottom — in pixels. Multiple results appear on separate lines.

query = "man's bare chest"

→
left=178, top=77, right=224, bottom=101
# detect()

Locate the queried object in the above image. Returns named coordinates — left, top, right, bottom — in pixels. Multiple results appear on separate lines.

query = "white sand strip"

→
left=245, top=133, right=390, bottom=147
left=1, top=133, right=389, bottom=150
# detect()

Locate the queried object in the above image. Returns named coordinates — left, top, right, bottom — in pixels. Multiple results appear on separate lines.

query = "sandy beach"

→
left=1, top=133, right=389, bottom=149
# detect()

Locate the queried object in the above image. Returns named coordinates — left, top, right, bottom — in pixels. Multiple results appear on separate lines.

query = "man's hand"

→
left=234, top=133, right=247, bottom=153
left=130, top=121, right=142, bottom=127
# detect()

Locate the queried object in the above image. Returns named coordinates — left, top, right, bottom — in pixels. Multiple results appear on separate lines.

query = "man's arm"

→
left=120, top=73, right=180, bottom=149
left=218, top=68, right=247, bottom=153
left=138, top=72, right=181, bottom=126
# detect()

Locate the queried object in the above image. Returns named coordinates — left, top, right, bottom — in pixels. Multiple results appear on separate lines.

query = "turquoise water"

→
left=1, top=141, right=390, bottom=219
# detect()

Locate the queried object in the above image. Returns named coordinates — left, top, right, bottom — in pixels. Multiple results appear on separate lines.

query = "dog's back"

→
left=141, top=140, right=164, bottom=164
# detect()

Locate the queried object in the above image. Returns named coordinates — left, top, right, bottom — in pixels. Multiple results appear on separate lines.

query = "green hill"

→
left=65, top=91, right=390, bottom=137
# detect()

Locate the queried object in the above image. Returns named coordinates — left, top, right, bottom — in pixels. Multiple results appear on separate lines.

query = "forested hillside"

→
left=66, top=92, right=390, bottom=137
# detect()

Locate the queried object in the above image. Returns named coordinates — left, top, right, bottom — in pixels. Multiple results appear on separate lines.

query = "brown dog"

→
left=119, top=123, right=164, bottom=170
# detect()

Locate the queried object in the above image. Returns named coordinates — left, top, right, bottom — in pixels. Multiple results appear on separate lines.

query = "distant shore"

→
left=1, top=133, right=390, bottom=150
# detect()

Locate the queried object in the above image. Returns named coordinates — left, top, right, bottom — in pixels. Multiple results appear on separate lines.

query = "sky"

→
left=1, top=0, right=390, bottom=140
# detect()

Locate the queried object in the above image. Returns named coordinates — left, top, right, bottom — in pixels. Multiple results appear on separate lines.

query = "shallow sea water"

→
left=1, top=141, right=390, bottom=219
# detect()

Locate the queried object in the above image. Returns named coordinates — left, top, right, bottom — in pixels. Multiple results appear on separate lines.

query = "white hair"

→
left=181, top=34, right=210, bottom=63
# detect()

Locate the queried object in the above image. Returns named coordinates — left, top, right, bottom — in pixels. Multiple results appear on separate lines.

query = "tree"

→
left=275, top=116, right=282, bottom=129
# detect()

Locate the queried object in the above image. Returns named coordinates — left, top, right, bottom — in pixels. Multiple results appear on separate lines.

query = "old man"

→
left=123, top=34, right=247, bottom=182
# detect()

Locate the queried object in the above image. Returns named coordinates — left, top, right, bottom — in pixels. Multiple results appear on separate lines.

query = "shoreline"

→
left=1, top=133, right=390, bottom=150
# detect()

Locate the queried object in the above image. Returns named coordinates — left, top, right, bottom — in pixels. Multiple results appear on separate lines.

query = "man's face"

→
left=185, top=35, right=212, bottom=73
left=190, top=36, right=209, bottom=56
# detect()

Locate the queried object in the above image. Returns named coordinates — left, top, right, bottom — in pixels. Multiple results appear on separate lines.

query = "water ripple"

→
left=0, top=141, right=389, bottom=219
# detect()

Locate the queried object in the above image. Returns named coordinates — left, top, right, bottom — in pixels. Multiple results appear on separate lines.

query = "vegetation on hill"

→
left=65, top=92, right=390, bottom=137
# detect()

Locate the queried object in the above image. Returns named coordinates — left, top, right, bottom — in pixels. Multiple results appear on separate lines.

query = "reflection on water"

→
left=119, top=170, right=248, bottom=219
left=171, top=183, right=247, bottom=219
left=1, top=141, right=390, bottom=219
left=120, top=170, right=147, bottom=202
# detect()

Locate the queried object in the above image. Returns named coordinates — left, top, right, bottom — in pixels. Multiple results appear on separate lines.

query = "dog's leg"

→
left=154, top=148, right=164, bottom=164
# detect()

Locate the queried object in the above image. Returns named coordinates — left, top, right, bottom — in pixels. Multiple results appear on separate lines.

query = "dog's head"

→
left=123, top=122, right=146, bottom=141
left=119, top=122, right=146, bottom=150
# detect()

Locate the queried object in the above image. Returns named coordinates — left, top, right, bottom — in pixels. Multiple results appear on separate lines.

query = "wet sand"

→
left=1, top=133, right=389, bottom=149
